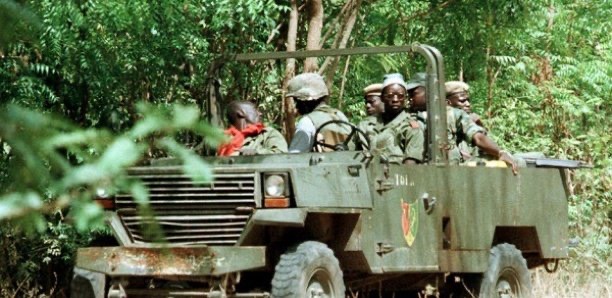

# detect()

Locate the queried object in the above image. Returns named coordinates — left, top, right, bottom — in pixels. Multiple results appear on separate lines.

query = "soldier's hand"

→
left=499, top=151, right=518, bottom=175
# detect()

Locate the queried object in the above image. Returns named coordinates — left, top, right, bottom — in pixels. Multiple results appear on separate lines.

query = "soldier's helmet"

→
left=286, top=73, right=329, bottom=101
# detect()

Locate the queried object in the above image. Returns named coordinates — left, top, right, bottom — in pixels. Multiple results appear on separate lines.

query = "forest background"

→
left=0, top=0, right=609, bottom=297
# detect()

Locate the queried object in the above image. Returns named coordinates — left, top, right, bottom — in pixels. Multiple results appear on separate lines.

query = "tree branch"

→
left=320, top=0, right=361, bottom=84
left=362, top=0, right=457, bottom=42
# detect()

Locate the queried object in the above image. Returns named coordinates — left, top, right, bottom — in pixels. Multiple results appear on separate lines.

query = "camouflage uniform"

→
left=289, top=103, right=350, bottom=153
left=446, top=106, right=487, bottom=163
left=410, top=111, right=427, bottom=129
left=356, top=111, right=424, bottom=163
left=457, top=140, right=480, bottom=160
left=241, top=127, right=288, bottom=155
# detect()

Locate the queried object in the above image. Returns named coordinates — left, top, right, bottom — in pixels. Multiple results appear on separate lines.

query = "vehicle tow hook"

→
left=107, top=281, right=127, bottom=298
left=544, top=259, right=559, bottom=273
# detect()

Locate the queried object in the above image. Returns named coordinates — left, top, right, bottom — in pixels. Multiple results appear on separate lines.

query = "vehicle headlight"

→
left=264, top=174, right=286, bottom=197
left=94, top=187, right=115, bottom=210
left=96, top=187, right=109, bottom=198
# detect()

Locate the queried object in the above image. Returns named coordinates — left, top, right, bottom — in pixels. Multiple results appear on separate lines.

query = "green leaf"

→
left=0, top=191, right=43, bottom=220
left=129, top=116, right=165, bottom=139
left=44, top=129, right=109, bottom=149
left=158, top=138, right=212, bottom=184
left=172, top=104, right=199, bottom=128
left=69, top=199, right=105, bottom=232
left=62, top=164, right=107, bottom=187
left=130, top=181, right=149, bottom=205
left=98, top=137, right=144, bottom=173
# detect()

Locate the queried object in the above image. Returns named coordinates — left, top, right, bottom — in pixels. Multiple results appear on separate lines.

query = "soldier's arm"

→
left=401, top=122, right=425, bottom=164
left=288, top=117, right=315, bottom=153
left=259, top=129, right=289, bottom=154
left=458, top=110, right=517, bottom=174
left=472, top=133, right=518, bottom=175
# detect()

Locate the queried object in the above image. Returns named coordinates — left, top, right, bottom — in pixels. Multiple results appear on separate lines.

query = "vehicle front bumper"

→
left=75, top=246, right=266, bottom=277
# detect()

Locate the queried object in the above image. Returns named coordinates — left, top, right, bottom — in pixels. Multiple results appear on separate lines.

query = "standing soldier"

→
left=356, top=73, right=425, bottom=164
left=286, top=73, right=351, bottom=153
left=217, top=101, right=288, bottom=156
left=363, top=83, right=384, bottom=117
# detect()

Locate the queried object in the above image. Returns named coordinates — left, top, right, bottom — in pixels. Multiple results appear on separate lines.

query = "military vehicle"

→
left=72, top=45, right=587, bottom=297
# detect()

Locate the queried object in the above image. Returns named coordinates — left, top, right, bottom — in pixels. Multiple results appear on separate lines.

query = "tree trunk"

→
left=320, top=0, right=361, bottom=86
left=304, top=0, right=323, bottom=72
left=281, top=0, right=299, bottom=140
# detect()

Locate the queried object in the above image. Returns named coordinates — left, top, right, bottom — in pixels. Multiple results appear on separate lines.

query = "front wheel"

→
left=479, top=243, right=532, bottom=298
left=271, top=241, right=345, bottom=298
left=70, top=267, right=106, bottom=298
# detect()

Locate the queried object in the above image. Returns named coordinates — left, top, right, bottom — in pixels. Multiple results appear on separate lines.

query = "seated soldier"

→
left=406, top=72, right=427, bottom=125
left=445, top=81, right=483, bottom=160
left=446, top=81, right=541, bottom=167
left=355, top=73, right=425, bottom=164
left=363, top=83, right=384, bottom=117
left=401, top=75, right=517, bottom=173
left=444, top=96, right=518, bottom=173
left=217, top=101, right=288, bottom=156
left=286, top=73, right=351, bottom=153
left=445, top=81, right=483, bottom=125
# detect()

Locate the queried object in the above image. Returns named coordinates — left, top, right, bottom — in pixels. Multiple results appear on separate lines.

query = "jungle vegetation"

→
left=0, top=0, right=609, bottom=296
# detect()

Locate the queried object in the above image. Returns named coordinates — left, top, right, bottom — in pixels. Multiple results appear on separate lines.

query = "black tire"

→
left=271, top=241, right=345, bottom=298
left=479, top=243, right=532, bottom=298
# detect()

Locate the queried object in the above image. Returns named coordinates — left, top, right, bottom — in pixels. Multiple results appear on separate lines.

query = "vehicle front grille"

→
left=115, top=168, right=256, bottom=246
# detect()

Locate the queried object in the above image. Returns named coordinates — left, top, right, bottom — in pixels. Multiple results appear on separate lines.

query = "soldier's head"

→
left=406, top=73, right=426, bottom=112
left=226, top=100, right=261, bottom=130
left=381, top=73, right=408, bottom=116
left=363, top=83, right=384, bottom=116
left=286, top=73, right=329, bottom=115
left=445, top=81, right=471, bottom=112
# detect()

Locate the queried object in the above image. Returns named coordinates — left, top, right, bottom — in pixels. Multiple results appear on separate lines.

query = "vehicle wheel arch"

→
left=491, top=226, right=543, bottom=268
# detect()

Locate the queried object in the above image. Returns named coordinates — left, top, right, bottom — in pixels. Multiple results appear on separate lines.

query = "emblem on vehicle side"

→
left=401, top=199, right=419, bottom=247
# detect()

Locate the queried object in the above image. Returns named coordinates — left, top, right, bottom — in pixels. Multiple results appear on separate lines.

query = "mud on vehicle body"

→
left=73, top=45, right=588, bottom=298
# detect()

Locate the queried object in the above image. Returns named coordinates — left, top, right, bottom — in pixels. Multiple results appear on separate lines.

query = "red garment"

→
left=217, top=123, right=265, bottom=156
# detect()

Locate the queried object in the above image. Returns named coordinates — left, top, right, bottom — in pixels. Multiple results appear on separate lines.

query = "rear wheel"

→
left=479, top=243, right=532, bottom=298
left=271, top=241, right=345, bottom=298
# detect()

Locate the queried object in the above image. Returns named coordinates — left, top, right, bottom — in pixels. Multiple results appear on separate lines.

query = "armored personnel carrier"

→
left=73, top=45, right=586, bottom=297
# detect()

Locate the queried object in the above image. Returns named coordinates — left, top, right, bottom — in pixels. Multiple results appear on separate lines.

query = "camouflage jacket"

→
left=241, top=127, right=288, bottom=155
left=446, top=107, right=486, bottom=163
left=356, top=111, right=424, bottom=163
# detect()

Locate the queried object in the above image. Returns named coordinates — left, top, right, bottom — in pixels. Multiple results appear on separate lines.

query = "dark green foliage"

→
left=0, top=0, right=609, bottom=296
